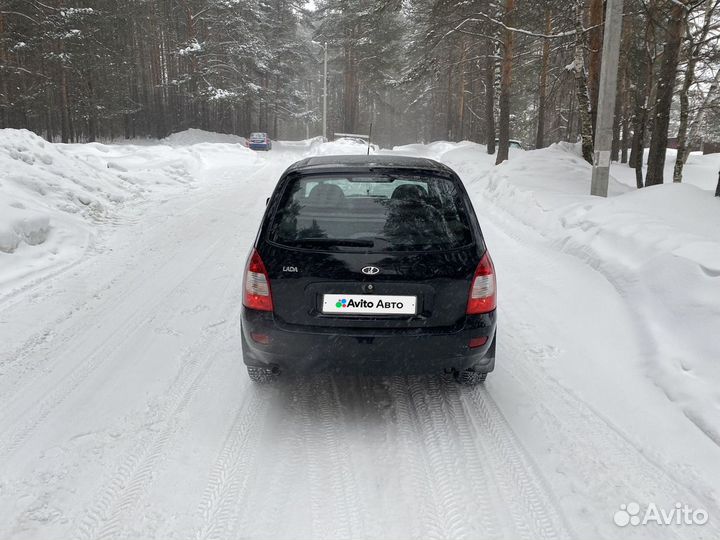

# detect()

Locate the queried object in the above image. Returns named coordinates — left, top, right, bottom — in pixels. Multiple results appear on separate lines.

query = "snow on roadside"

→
left=552, top=182, right=720, bottom=445
left=0, top=128, right=258, bottom=294
left=610, top=147, right=720, bottom=192
left=436, top=141, right=720, bottom=444
left=309, top=140, right=372, bottom=156
left=0, top=129, right=132, bottom=289
left=161, top=128, right=247, bottom=146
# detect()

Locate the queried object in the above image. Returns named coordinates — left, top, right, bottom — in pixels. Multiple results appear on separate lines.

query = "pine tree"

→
left=646, top=0, right=686, bottom=186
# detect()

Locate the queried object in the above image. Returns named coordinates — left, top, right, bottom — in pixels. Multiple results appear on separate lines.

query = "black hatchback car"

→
left=241, top=155, right=496, bottom=385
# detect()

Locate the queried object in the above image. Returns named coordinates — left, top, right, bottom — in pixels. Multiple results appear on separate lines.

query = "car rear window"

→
left=268, top=173, right=474, bottom=252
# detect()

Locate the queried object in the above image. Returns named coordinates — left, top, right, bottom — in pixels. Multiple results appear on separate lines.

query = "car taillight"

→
left=243, top=249, right=273, bottom=312
left=466, top=251, right=496, bottom=314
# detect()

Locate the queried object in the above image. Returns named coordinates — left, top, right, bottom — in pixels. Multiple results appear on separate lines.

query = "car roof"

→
left=285, top=155, right=454, bottom=175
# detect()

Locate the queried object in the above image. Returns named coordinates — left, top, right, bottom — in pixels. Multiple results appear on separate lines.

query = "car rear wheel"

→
left=247, top=366, right=277, bottom=383
left=452, top=368, right=487, bottom=385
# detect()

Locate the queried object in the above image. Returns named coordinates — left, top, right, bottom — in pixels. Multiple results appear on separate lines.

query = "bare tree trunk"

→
left=674, top=0, right=717, bottom=182
left=446, top=46, right=454, bottom=139
left=458, top=38, right=467, bottom=140
left=59, top=63, right=70, bottom=143
left=619, top=14, right=634, bottom=165
left=274, top=74, right=280, bottom=138
left=55, top=3, right=71, bottom=145
left=716, top=171, right=720, bottom=197
left=628, top=99, right=642, bottom=170
left=629, top=0, right=656, bottom=176
left=686, top=68, right=720, bottom=154
left=496, top=0, right=515, bottom=165
left=342, top=26, right=359, bottom=134
left=612, top=16, right=632, bottom=162
left=620, top=108, right=630, bottom=164
left=572, top=1, right=593, bottom=164
left=87, top=73, right=98, bottom=142
left=632, top=106, right=647, bottom=188
left=485, top=39, right=496, bottom=154
left=567, top=90, right=576, bottom=141
left=587, top=0, right=604, bottom=132
left=673, top=49, right=693, bottom=183
left=535, top=10, right=551, bottom=149
left=646, top=1, right=685, bottom=186
left=0, top=11, right=7, bottom=129
left=611, top=80, right=623, bottom=162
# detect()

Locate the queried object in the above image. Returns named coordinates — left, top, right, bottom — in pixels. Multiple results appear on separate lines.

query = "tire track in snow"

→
left=386, top=374, right=570, bottom=540
left=496, top=346, right=720, bottom=540
left=73, top=305, right=242, bottom=540
left=297, top=376, right=363, bottom=540
left=236, top=376, right=369, bottom=540
left=192, top=386, right=268, bottom=540
left=323, top=377, right=366, bottom=539
left=0, top=185, right=234, bottom=410
left=0, top=206, right=223, bottom=414
left=433, top=376, right=508, bottom=540
left=386, top=375, right=473, bottom=540
left=462, top=385, right=572, bottom=540
left=342, top=376, right=396, bottom=540
left=69, top=156, right=300, bottom=540
left=235, top=383, right=308, bottom=540
left=0, top=237, right=224, bottom=461
left=407, top=376, right=475, bottom=539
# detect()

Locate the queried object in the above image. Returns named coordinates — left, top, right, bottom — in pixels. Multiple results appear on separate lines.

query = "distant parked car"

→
left=248, top=132, right=272, bottom=151
left=495, top=138, right=524, bottom=150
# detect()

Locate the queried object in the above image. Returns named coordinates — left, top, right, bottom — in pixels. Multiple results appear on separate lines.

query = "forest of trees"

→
left=1, top=0, right=720, bottom=186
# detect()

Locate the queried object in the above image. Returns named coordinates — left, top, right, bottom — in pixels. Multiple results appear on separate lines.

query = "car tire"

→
left=453, top=368, right=488, bottom=385
left=247, top=366, right=277, bottom=383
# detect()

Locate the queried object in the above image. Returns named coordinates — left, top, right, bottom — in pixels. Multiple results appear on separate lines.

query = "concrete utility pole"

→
left=590, top=0, right=624, bottom=197
left=323, top=42, right=328, bottom=140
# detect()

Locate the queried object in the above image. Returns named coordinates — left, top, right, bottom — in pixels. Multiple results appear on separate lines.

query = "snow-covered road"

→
left=1, top=138, right=718, bottom=540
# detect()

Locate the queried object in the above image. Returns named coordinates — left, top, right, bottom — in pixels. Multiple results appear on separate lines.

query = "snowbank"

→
left=436, top=141, right=720, bottom=443
left=162, top=128, right=247, bottom=146
left=0, top=129, right=259, bottom=293
left=0, top=129, right=135, bottom=287
left=555, top=183, right=720, bottom=443
left=391, top=140, right=524, bottom=180
left=0, top=203, right=50, bottom=253
left=309, top=138, right=377, bottom=156
left=610, top=147, right=720, bottom=192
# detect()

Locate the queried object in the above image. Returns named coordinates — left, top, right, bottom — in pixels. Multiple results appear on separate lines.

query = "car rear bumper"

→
left=249, top=143, right=270, bottom=150
left=241, top=308, right=496, bottom=375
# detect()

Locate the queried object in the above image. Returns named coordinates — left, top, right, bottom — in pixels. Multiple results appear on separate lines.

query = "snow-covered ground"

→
left=444, top=141, right=720, bottom=451
left=0, top=128, right=259, bottom=296
left=610, top=146, right=720, bottom=192
left=0, top=130, right=719, bottom=540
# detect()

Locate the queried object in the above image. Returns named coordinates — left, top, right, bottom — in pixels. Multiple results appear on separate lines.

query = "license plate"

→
left=322, top=294, right=417, bottom=315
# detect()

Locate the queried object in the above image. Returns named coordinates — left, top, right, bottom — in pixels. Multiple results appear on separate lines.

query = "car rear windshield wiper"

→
left=288, top=238, right=375, bottom=248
